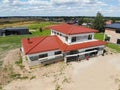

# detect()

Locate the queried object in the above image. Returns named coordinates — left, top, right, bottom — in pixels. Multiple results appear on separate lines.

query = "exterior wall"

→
left=24, top=45, right=104, bottom=66
left=27, top=50, right=63, bottom=66
left=105, top=28, right=120, bottom=44
left=69, top=33, right=95, bottom=44
left=66, top=45, right=104, bottom=57
left=51, top=30, right=95, bottom=45
left=51, top=30, right=70, bottom=44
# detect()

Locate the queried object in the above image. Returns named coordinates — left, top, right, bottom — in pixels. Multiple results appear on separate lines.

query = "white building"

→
left=22, top=23, right=107, bottom=66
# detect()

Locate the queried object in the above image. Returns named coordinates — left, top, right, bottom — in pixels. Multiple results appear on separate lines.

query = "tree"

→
left=78, top=18, right=84, bottom=25
left=93, top=12, right=105, bottom=32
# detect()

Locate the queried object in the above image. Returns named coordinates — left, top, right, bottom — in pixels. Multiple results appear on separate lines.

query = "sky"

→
left=0, top=0, right=120, bottom=17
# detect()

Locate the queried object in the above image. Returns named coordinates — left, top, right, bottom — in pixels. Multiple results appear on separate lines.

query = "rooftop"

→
left=22, top=35, right=107, bottom=55
left=48, top=23, right=98, bottom=35
left=105, top=23, right=120, bottom=29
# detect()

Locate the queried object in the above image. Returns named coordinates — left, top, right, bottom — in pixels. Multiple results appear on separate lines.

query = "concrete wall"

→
left=27, top=49, right=63, bottom=66
left=105, top=28, right=120, bottom=44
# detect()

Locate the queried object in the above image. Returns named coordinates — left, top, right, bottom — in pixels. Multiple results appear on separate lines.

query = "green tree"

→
left=93, top=12, right=105, bottom=32
left=78, top=18, right=84, bottom=25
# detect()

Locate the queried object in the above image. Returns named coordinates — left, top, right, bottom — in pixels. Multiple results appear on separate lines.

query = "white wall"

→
left=66, top=45, right=104, bottom=56
left=27, top=49, right=63, bottom=66
left=51, top=30, right=95, bottom=45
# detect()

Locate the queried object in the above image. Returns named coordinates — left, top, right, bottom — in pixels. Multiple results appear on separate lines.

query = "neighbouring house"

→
left=0, top=27, right=30, bottom=36
left=22, top=23, right=107, bottom=66
left=105, top=22, right=120, bottom=44
left=105, top=20, right=112, bottom=25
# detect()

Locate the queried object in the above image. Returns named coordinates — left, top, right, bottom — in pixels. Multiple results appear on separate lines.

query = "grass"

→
left=106, top=43, right=120, bottom=53
left=28, top=21, right=57, bottom=30
left=94, top=33, right=120, bottom=52
left=15, top=54, right=24, bottom=69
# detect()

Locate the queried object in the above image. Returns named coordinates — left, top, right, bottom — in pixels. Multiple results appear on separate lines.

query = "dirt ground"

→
left=1, top=49, right=120, bottom=90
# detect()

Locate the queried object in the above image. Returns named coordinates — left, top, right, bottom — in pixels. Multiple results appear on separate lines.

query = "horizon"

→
left=0, top=0, right=120, bottom=17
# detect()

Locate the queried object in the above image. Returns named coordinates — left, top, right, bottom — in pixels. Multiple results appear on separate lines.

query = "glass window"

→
left=88, top=35, right=92, bottom=40
left=72, top=37, right=76, bottom=42
left=39, top=54, right=48, bottom=58
left=55, top=51, right=62, bottom=55
left=65, top=36, right=68, bottom=41
left=30, top=56, right=39, bottom=61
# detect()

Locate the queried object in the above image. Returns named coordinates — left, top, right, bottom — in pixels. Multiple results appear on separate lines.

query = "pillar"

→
left=64, top=57, right=67, bottom=63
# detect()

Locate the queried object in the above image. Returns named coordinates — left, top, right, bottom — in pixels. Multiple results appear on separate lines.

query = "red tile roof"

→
left=22, top=36, right=62, bottom=54
left=22, top=35, right=107, bottom=55
left=48, top=23, right=98, bottom=35
left=64, top=40, right=107, bottom=52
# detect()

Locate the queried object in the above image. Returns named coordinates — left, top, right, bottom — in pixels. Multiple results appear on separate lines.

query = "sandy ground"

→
left=3, top=52, right=120, bottom=90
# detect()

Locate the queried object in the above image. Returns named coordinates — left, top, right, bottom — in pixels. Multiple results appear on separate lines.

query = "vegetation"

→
left=93, top=12, right=105, bottom=32
left=15, top=55, right=25, bottom=69
left=94, top=33, right=105, bottom=40
left=78, top=18, right=84, bottom=25
left=106, top=43, right=120, bottom=53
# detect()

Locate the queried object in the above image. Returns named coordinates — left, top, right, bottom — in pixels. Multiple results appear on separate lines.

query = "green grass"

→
left=28, top=22, right=57, bottom=30
left=94, top=33, right=120, bottom=52
left=94, top=33, right=105, bottom=40
left=106, top=43, right=120, bottom=53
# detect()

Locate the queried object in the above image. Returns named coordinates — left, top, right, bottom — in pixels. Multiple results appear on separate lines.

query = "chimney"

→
left=27, top=38, right=32, bottom=44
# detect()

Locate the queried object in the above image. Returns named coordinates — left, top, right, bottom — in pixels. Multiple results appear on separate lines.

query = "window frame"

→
left=39, top=53, right=48, bottom=59
left=71, top=37, right=76, bottom=42
left=54, top=51, right=62, bottom=55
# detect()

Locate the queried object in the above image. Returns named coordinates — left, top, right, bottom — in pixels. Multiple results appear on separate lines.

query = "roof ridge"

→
left=26, top=36, right=48, bottom=54
left=54, top=36, right=68, bottom=51
left=68, top=25, right=73, bottom=35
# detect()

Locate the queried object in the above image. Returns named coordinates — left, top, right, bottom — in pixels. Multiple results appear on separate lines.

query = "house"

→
left=0, top=27, right=30, bottom=36
left=21, top=23, right=107, bottom=66
left=105, top=20, right=112, bottom=25
left=105, top=22, right=120, bottom=44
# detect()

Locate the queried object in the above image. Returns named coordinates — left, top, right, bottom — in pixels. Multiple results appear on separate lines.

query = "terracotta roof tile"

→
left=22, top=35, right=107, bottom=55
left=49, top=23, right=98, bottom=35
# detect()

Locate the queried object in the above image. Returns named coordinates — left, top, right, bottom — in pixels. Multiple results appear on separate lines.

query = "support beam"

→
left=64, top=57, right=67, bottom=63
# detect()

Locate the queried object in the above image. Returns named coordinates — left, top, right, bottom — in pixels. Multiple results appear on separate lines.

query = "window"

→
left=88, top=35, right=92, bottom=40
left=65, top=36, right=68, bottom=41
left=71, top=37, right=76, bottom=42
left=60, top=33, right=62, bottom=36
left=39, top=54, right=48, bottom=59
left=116, top=29, right=120, bottom=33
left=55, top=51, right=62, bottom=55
left=117, top=39, right=120, bottom=44
left=57, top=33, right=59, bottom=35
left=29, top=56, right=39, bottom=61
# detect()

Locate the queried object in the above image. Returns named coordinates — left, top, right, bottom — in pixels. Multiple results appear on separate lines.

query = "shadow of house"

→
left=0, top=27, right=30, bottom=36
